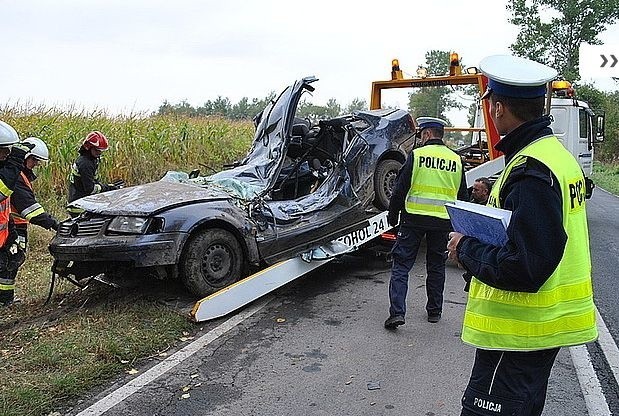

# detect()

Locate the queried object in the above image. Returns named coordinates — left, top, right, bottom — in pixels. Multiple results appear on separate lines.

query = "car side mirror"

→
left=188, top=169, right=200, bottom=179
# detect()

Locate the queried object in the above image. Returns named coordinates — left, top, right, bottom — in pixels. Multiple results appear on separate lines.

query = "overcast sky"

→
left=2, top=0, right=618, bottom=116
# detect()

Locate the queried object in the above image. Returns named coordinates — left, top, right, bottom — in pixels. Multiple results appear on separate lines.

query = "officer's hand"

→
left=50, top=219, right=60, bottom=231
left=447, top=232, right=464, bottom=263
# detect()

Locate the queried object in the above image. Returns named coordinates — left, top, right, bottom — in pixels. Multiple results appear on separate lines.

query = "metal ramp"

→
left=191, top=211, right=391, bottom=322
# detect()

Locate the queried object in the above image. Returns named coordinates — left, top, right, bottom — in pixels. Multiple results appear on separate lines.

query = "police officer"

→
left=0, top=121, right=34, bottom=307
left=384, top=117, right=467, bottom=329
left=68, top=131, right=121, bottom=216
left=447, top=55, right=597, bottom=415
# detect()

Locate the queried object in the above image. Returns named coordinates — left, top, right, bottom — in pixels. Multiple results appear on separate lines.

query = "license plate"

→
left=337, top=211, right=390, bottom=249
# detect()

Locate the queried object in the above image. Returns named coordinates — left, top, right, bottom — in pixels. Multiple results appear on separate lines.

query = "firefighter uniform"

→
left=385, top=117, right=467, bottom=328
left=11, top=168, right=59, bottom=249
left=451, top=55, right=597, bottom=416
left=0, top=121, right=32, bottom=306
left=68, top=147, right=112, bottom=204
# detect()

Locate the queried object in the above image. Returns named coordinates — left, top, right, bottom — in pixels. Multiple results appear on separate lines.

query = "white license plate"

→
left=337, top=211, right=390, bottom=249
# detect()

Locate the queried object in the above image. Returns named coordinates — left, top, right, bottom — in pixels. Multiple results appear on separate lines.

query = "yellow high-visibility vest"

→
left=405, top=144, right=463, bottom=219
left=462, top=135, right=597, bottom=351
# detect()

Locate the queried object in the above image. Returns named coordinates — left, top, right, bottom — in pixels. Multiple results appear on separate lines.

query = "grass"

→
left=592, top=160, right=619, bottom=196
left=0, top=105, right=254, bottom=416
left=1, top=292, right=194, bottom=416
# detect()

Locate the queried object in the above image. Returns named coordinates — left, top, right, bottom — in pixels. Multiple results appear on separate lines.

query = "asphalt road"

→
left=586, top=187, right=619, bottom=414
left=68, top=254, right=596, bottom=415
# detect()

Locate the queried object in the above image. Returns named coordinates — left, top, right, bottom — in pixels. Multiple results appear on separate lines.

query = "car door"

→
left=255, top=119, right=371, bottom=264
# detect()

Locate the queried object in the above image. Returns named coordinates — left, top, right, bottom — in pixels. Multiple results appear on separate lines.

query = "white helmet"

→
left=0, top=121, right=20, bottom=147
left=23, top=137, right=50, bottom=161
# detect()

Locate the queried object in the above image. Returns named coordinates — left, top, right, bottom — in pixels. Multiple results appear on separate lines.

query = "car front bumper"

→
left=49, top=218, right=188, bottom=277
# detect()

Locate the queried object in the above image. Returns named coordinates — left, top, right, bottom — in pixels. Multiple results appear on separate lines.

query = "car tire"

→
left=374, top=159, right=402, bottom=210
left=180, top=228, right=244, bottom=297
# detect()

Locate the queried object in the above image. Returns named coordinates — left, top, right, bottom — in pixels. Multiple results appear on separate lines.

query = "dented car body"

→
left=49, top=77, right=415, bottom=297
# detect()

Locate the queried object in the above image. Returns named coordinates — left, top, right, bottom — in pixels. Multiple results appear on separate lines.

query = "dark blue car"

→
left=49, top=77, right=415, bottom=297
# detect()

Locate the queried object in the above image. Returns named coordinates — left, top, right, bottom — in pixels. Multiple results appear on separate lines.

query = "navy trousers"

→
left=388, top=226, right=448, bottom=317
left=461, top=348, right=560, bottom=415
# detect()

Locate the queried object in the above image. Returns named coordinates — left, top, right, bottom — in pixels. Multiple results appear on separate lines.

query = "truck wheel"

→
left=374, top=159, right=402, bottom=210
left=180, top=228, right=244, bottom=297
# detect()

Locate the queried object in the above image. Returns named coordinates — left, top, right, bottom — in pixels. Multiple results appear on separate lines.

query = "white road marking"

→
left=569, top=305, right=619, bottom=416
left=596, top=306, right=619, bottom=386
left=75, top=298, right=271, bottom=416
left=570, top=345, right=611, bottom=416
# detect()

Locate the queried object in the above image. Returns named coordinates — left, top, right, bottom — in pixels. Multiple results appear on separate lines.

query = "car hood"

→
left=68, top=180, right=231, bottom=216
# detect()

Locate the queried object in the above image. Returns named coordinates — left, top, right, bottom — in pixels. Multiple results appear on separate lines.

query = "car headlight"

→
left=107, top=216, right=150, bottom=234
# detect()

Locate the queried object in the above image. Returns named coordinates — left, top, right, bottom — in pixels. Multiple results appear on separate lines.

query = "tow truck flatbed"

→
left=191, top=210, right=392, bottom=322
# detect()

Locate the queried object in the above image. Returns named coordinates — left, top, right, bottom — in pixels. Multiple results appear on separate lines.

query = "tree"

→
left=507, top=0, right=619, bottom=81
left=344, top=98, right=367, bottom=114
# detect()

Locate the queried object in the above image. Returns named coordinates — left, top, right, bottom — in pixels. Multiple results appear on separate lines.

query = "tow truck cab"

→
left=548, top=81, right=605, bottom=177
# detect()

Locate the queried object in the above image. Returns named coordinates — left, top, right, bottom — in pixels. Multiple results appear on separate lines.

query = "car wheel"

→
left=374, top=159, right=402, bottom=210
left=180, top=228, right=244, bottom=297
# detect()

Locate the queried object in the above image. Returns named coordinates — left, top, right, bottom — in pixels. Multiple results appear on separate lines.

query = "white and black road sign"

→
left=580, top=45, right=619, bottom=77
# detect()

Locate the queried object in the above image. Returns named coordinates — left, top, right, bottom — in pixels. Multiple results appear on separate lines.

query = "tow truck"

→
left=371, top=53, right=605, bottom=187
left=192, top=53, right=605, bottom=322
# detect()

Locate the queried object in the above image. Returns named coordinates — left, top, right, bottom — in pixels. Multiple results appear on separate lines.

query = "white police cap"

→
left=416, top=116, right=448, bottom=131
left=479, top=55, right=558, bottom=99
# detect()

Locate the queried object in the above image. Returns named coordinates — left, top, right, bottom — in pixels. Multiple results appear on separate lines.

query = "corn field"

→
left=1, top=104, right=254, bottom=216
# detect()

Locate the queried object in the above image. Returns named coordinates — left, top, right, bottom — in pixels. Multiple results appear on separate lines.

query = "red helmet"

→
left=82, top=131, right=109, bottom=151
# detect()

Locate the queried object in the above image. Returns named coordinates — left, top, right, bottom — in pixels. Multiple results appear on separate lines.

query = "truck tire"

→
left=180, top=228, right=244, bottom=297
left=374, top=159, right=402, bottom=210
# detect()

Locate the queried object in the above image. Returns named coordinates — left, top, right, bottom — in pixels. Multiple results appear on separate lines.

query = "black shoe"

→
left=384, top=315, right=405, bottom=329
left=427, top=313, right=441, bottom=323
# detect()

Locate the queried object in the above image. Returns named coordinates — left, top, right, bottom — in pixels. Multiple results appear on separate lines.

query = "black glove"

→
left=462, top=272, right=472, bottom=292
left=111, top=179, right=125, bottom=188
left=102, top=183, right=119, bottom=192
left=387, top=211, right=399, bottom=227
left=50, top=219, right=60, bottom=231
left=7, top=142, right=35, bottom=167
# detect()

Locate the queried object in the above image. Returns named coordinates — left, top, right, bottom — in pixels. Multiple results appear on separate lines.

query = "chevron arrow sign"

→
left=580, top=45, right=619, bottom=77
left=600, top=54, right=618, bottom=68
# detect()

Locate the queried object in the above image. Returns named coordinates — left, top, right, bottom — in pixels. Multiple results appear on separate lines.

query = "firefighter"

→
left=447, top=55, right=597, bottom=416
left=0, top=121, right=34, bottom=307
left=11, top=137, right=60, bottom=246
left=384, top=117, right=467, bottom=329
left=67, top=131, right=121, bottom=216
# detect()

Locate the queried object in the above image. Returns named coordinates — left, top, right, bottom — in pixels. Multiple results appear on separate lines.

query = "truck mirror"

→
left=596, top=114, right=605, bottom=142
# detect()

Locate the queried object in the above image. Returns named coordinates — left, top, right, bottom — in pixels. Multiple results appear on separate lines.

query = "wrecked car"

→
left=49, top=76, right=415, bottom=297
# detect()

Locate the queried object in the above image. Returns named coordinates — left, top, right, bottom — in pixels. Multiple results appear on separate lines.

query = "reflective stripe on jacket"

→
left=11, top=172, right=44, bottom=226
left=405, top=144, right=463, bottom=219
left=0, top=197, right=11, bottom=246
left=462, top=135, right=597, bottom=351
left=68, top=150, right=104, bottom=203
